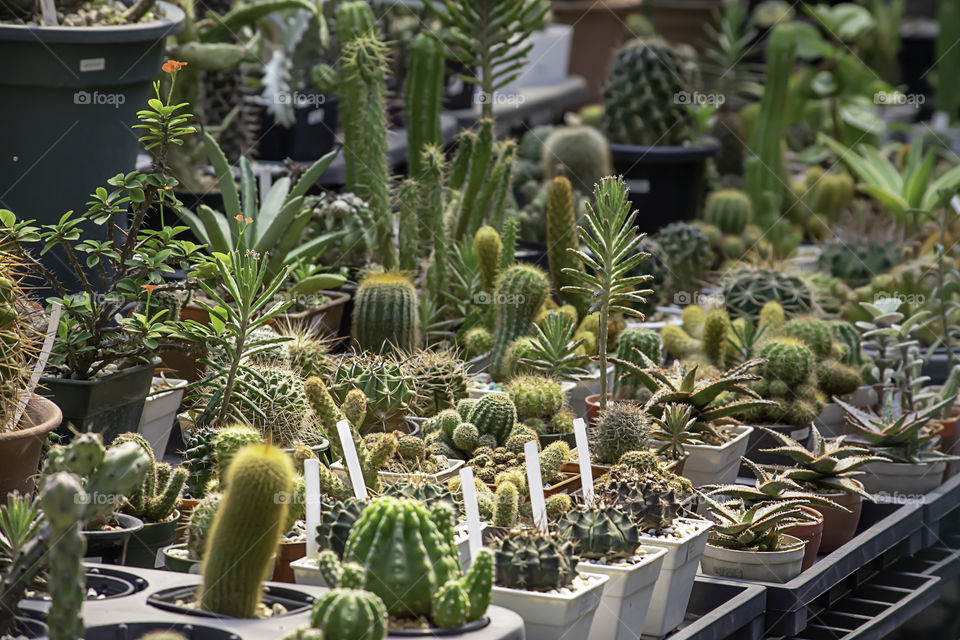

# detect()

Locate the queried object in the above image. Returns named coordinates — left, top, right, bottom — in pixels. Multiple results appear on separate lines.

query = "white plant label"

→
left=459, top=466, right=482, bottom=566
left=336, top=420, right=368, bottom=500
left=951, top=194, right=960, bottom=216
left=573, top=418, right=595, bottom=506
left=524, top=440, right=548, bottom=533
left=39, top=0, right=58, bottom=26
left=304, top=458, right=321, bottom=559
left=79, top=58, right=105, bottom=72
left=8, top=302, right=60, bottom=431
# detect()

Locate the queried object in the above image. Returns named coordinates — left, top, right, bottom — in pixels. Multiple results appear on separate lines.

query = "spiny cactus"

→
left=661, top=324, right=702, bottom=360
left=657, top=222, right=714, bottom=291
left=39, top=472, right=86, bottom=640
left=721, top=268, right=816, bottom=319
left=211, top=424, right=263, bottom=488
left=559, top=505, right=642, bottom=560
left=405, top=347, right=469, bottom=418
left=806, top=172, right=854, bottom=220
left=596, top=465, right=685, bottom=532
left=317, top=497, right=364, bottom=559
left=760, top=338, right=814, bottom=386
left=493, top=480, right=520, bottom=527
left=475, top=226, right=502, bottom=293
left=783, top=316, right=833, bottom=360
left=493, top=530, right=577, bottom=591
left=0, top=249, right=39, bottom=429
left=705, top=189, right=752, bottom=234
left=199, top=444, right=295, bottom=618
left=545, top=176, right=587, bottom=314
left=405, top=31, right=444, bottom=181
left=467, top=393, right=518, bottom=447
left=541, top=126, right=613, bottom=196
left=507, top=375, right=565, bottom=420
left=311, top=587, right=387, bottom=640
left=218, top=365, right=314, bottom=448
left=352, top=273, right=420, bottom=353
left=593, top=402, right=650, bottom=465
left=461, top=326, right=492, bottom=358
left=488, top=264, right=550, bottom=380
left=702, top=308, right=731, bottom=367
left=112, top=433, right=187, bottom=523
left=816, top=359, right=862, bottom=396
left=186, top=493, right=221, bottom=560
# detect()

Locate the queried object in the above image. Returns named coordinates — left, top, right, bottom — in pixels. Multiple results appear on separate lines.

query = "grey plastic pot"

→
left=0, top=5, right=185, bottom=292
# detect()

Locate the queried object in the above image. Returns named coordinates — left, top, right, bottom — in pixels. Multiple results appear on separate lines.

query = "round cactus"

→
left=540, top=126, right=613, bottom=196
left=431, top=581, right=470, bottom=629
left=494, top=530, right=577, bottom=591
left=721, top=268, right=815, bottom=319
left=397, top=435, right=426, bottom=462
left=705, top=189, right=752, bottom=234
left=317, top=498, right=365, bottom=558
left=507, top=375, right=565, bottom=420
left=816, top=359, right=862, bottom=396
left=452, top=422, right=479, bottom=452
left=456, top=399, right=478, bottom=423
left=558, top=506, right=641, bottom=560
left=502, top=336, right=539, bottom=378
left=760, top=338, right=814, bottom=386
left=657, top=222, right=714, bottom=290
left=211, top=424, right=263, bottom=485
left=593, top=402, right=650, bottom=465
left=461, top=326, right=493, bottom=358
left=468, top=394, right=517, bottom=446
left=783, top=317, right=833, bottom=360
left=311, top=588, right=387, bottom=640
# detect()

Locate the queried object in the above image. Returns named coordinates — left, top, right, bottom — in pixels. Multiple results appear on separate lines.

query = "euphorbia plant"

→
left=0, top=62, right=203, bottom=380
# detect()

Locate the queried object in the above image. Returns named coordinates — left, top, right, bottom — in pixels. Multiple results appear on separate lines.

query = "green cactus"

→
left=452, top=423, right=480, bottom=453
left=657, top=222, right=714, bottom=291
left=830, top=321, right=862, bottom=366
left=488, top=264, right=550, bottom=379
left=545, top=493, right=573, bottom=521
left=806, top=172, right=854, bottom=220
left=457, top=398, right=479, bottom=423
left=539, top=440, right=570, bottom=483
left=603, top=40, right=696, bottom=146
left=721, top=268, right=815, bottom=319
left=432, top=582, right=470, bottom=629
left=304, top=376, right=345, bottom=438
left=661, top=324, right=702, bottom=360
left=545, top=176, right=587, bottom=315
left=230, top=365, right=314, bottom=448
left=182, top=426, right=217, bottom=499
left=493, top=530, right=577, bottom=591
left=311, top=588, right=387, bottom=640
left=503, top=336, right=539, bottom=379
left=617, top=449, right=663, bottom=473
left=507, top=375, right=565, bottom=420
left=211, top=424, right=262, bottom=487
left=0, top=251, right=38, bottom=427
left=493, top=480, right=520, bottom=527
left=593, top=402, right=650, bottom=465
left=352, top=273, right=420, bottom=353
left=782, top=316, right=833, bottom=360
left=540, top=126, right=613, bottom=196
left=558, top=505, right=641, bottom=560
left=405, top=32, right=444, bottom=180
left=467, top=394, right=517, bottom=446
left=199, top=444, right=295, bottom=618
left=500, top=216, right=519, bottom=269
left=702, top=308, right=731, bottom=367
left=595, top=465, right=685, bottom=532
left=475, top=226, right=503, bottom=292
left=760, top=338, right=814, bottom=386
left=317, top=498, right=364, bottom=558
left=614, top=327, right=662, bottom=398
left=186, top=493, right=222, bottom=560
left=816, top=359, right=862, bottom=396
left=704, top=189, right=752, bottom=234
left=759, top=301, right=786, bottom=336
left=39, top=472, right=86, bottom=640
left=454, top=119, right=495, bottom=239
left=462, top=326, right=493, bottom=358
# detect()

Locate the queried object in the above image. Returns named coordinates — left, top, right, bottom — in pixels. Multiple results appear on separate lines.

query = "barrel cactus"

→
left=352, top=272, right=420, bottom=353
left=466, top=393, right=517, bottom=446
left=657, top=222, right=714, bottom=291
left=721, top=268, right=816, bottom=319
left=311, top=588, right=388, bottom=640
left=593, top=402, right=650, bottom=465
left=558, top=505, right=642, bottom=560
left=540, top=126, right=613, bottom=195
left=488, top=264, right=550, bottom=380
left=760, top=338, right=814, bottom=386
left=704, top=189, right=752, bottom=234
left=493, top=530, right=577, bottom=591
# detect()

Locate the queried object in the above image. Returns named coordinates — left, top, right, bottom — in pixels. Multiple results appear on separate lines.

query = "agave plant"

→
left=759, top=426, right=888, bottom=498
left=520, top=312, right=589, bottom=381
left=0, top=492, right=39, bottom=576
left=650, top=404, right=706, bottom=459
left=703, top=458, right=845, bottom=512
left=700, top=493, right=808, bottom=551
left=837, top=393, right=956, bottom=463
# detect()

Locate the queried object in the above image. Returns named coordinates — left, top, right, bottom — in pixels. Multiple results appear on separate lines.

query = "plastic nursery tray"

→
left=659, top=576, right=767, bottom=640
left=920, top=469, right=960, bottom=546
left=17, top=564, right=526, bottom=640
left=708, top=497, right=924, bottom=637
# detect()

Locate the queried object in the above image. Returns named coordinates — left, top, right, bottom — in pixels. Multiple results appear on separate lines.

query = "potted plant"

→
left=594, top=464, right=710, bottom=638
left=558, top=504, right=668, bottom=640
left=0, top=63, right=203, bottom=440
left=490, top=529, right=609, bottom=640
left=507, top=374, right=578, bottom=448
left=136, top=374, right=187, bottom=457
left=698, top=494, right=808, bottom=583
left=0, top=248, right=62, bottom=496
left=760, top=426, right=885, bottom=553
left=164, top=492, right=220, bottom=574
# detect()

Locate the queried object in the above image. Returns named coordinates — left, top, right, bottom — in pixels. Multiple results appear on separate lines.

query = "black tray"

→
left=85, top=622, right=241, bottom=640
left=147, top=584, right=314, bottom=618
left=664, top=577, right=767, bottom=640
left=921, top=470, right=960, bottom=546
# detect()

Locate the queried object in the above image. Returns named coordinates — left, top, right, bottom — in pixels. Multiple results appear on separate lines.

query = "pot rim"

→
left=492, top=571, right=610, bottom=601
left=0, top=1, right=185, bottom=42
left=577, top=544, right=669, bottom=572
left=0, top=395, right=61, bottom=441
left=706, top=533, right=806, bottom=555
left=609, top=138, right=720, bottom=160
left=39, top=357, right=159, bottom=387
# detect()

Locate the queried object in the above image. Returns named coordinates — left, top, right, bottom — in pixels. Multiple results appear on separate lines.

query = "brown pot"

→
left=650, top=0, right=724, bottom=52
left=551, top=0, right=644, bottom=104
left=272, top=540, right=306, bottom=583
left=811, top=491, right=862, bottom=554
left=158, top=304, right=210, bottom=383
left=585, top=393, right=612, bottom=426
left=784, top=505, right=823, bottom=572
left=941, top=407, right=960, bottom=479
left=271, top=290, right=351, bottom=337
left=0, top=396, right=61, bottom=497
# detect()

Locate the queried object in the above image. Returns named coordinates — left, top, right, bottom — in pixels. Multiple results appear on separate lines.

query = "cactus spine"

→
left=352, top=273, right=420, bottom=353
left=546, top=176, right=586, bottom=315
left=39, top=473, right=86, bottom=640
left=199, top=444, right=295, bottom=618
left=405, top=32, right=444, bottom=179
left=489, top=264, right=550, bottom=379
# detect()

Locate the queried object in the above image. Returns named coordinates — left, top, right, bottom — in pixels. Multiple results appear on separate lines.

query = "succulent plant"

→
left=704, top=189, right=752, bottom=234
left=592, top=402, right=651, bottom=465
left=782, top=317, right=833, bottom=360
left=493, top=530, right=577, bottom=592
left=310, top=587, right=387, bottom=640
left=703, top=458, right=844, bottom=512
left=657, top=222, right=714, bottom=291
left=316, top=497, right=365, bottom=559
left=508, top=375, right=566, bottom=421
left=330, top=352, right=416, bottom=432
left=489, top=264, right=551, bottom=380
left=111, top=433, right=187, bottom=524
left=0, top=248, right=40, bottom=429
left=186, top=493, right=221, bottom=561
left=219, top=365, right=315, bottom=448
left=700, top=494, right=807, bottom=551
left=404, top=347, right=469, bottom=418
left=558, top=505, right=642, bottom=560
left=819, top=240, right=900, bottom=288
left=520, top=311, right=590, bottom=381
left=838, top=394, right=956, bottom=463
left=721, top=268, right=816, bottom=320
left=541, top=127, right=613, bottom=197
left=182, top=425, right=218, bottom=499
left=595, top=465, right=686, bottom=532
left=614, top=327, right=662, bottom=399
left=461, top=326, right=493, bottom=358
left=467, top=393, right=517, bottom=447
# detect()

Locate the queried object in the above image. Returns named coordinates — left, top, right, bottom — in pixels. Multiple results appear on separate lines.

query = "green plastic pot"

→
left=162, top=543, right=200, bottom=574
left=39, top=358, right=158, bottom=441
left=124, top=510, right=180, bottom=569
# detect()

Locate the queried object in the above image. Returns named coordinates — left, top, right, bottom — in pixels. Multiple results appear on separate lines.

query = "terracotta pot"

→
left=272, top=290, right=351, bottom=337
left=811, top=491, right=862, bottom=554
left=158, top=305, right=210, bottom=383
left=551, top=0, right=644, bottom=104
left=273, top=540, right=306, bottom=583
left=941, top=406, right=960, bottom=478
left=784, top=505, right=823, bottom=571
left=585, top=393, right=612, bottom=426
left=0, top=395, right=61, bottom=497
left=174, top=498, right=199, bottom=544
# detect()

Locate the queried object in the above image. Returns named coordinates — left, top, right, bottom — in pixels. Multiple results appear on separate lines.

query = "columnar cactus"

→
left=545, top=176, right=587, bottom=314
left=304, top=376, right=345, bottom=437
left=702, top=308, right=731, bottom=367
left=0, top=250, right=37, bottom=429
left=199, top=444, right=295, bottom=618
left=39, top=472, right=86, bottom=640
left=352, top=273, right=420, bottom=353
left=112, top=433, right=188, bottom=523
left=704, top=189, right=752, bottom=234
left=488, top=264, right=550, bottom=379
left=405, top=31, right=444, bottom=180
left=474, top=226, right=502, bottom=293
left=211, top=424, right=262, bottom=488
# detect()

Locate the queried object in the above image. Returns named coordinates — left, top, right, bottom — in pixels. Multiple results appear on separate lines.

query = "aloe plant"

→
left=700, top=493, right=808, bottom=551
left=649, top=403, right=706, bottom=460
left=759, top=426, right=887, bottom=498
left=837, top=394, right=956, bottom=463
left=704, top=458, right=845, bottom=512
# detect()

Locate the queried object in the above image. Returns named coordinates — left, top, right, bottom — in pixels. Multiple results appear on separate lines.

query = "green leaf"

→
left=199, top=0, right=317, bottom=42
left=201, top=130, right=241, bottom=219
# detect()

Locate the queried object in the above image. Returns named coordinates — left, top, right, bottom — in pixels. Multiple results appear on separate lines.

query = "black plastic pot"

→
left=10, top=617, right=48, bottom=639
left=147, top=584, right=314, bottom=617
left=442, top=62, right=475, bottom=110
left=40, top=358, right=157, bottom=439
left=162, top=543, right=200, bottom=574
left=86, top=566, right=149, bottom=596
left=124, top=510, right=180, bottom=569
left=0, top=3, right=185, bottom=291
left=922, top=348, right=954, bottom=385
left=609, top=141, right=719, bottom=234
left=514, top=240, right=548, bottom=269
left=85, top=622, right=242, bottom=640
left=84, top=514, right=143, bottom=566
left=390, top=617, right=490, bottom=636
left=255, top=94, right=339, bottom=162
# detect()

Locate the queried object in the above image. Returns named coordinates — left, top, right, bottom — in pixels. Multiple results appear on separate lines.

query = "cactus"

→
left=806, top=172, right=854, bottom=220
left=702, top=308, right=731, bottom=367
left=721, top=268, right=815, bottom=319
left=558, top=505, right=642, bottom=560
left=545, top=176, right=587, bottom=314
left=662, top=324, right=702, bottom=359
left=304, top=376, right=345, bottom=438
left=467, top=394, right=517, bottom=446
left=831, top=321, right=862, bottom=366
left=112, top=432, right=187, bottom=523
left=816, top=360, right=862, bottom=396
left=596, top=465, right=684, bottom=532
left=186, top=493, right=221, bottom=560
left=331, top=352, right=416, bottom=432
left=285, top=331, right=334, bottom=382
left=39, top=473, right=86, bottom=640
left=603, top=40, right=696, bottom=146
left=182, top=425, right=217, bottom=499
left=0, top=250, right=39, bottom=429
left=232, top=365, right=314, bottom=448
left=352, top=273, right=420, bottom=353
left=461, top=326, right=493, bottom=358
left=317, top=498, right=364, bottom=558
left=405, top=32, right=444, bottom=180
left=493, top=480, right=520, bottom=527
left=199, top=444, right=295, bottom=618
left=493, top=530, right=577, bottom=591
left=783, top=317, right=833, bottom=360
left=475, top=226, right=503, bottom=292
left=507, top=375, right=565, bottom=420
left=760, top=338, right=814, bottom=386
left=432, top=582, right=470, bottom=629
left=545, top=493, right=573, bottom=521
left=503, top=336, right=538, bottom=379
left=406, top=347, right=468, bottom=418
left=454, top=120, right=495, bottom=239
left=452, top=423, right=479, bottom=452
left=311, top=588, right=387, bottom=640
left=593, top=402, right=650, bottom=465
left=759, top=301, right=786, bottom=335
left=819, top=239, right=901, bottom=288
left=704, top=189, right=752, bottom=234
left=657, top=222, right=714, bottom=291
left=540, top=126, right=613, bottom=196
left=539, top=440, right=570, bottom=483
left=488, top=264, right=550, bottom=379
left=500, top=216, right=518, bottom=269
left=617, top=449, right=663, bottom=474
left=633, top=237, right=667, bottom=316
left=211, top=424, right=262, bottom=487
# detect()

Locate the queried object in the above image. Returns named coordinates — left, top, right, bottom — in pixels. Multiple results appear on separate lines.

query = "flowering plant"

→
left=0, top=63, right=204, bottom=380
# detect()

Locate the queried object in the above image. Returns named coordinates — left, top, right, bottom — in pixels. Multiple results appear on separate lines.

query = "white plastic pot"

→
left=638, top=518, right=712, bottom=638
left=681, top=425, right=753, bottom=487
left=330, top=458, right=464, bottom=487
left=491, top=24, right=572, bottom=95
left=700, top=534, right=806, bottom=583
left=578, top=545, right=667, bottom=640
left=491, top=572, right=609, bottom=640
left=289, top=554, right=328, bottom=587
left=859, top=458, right=946, bottom=496
left=137, top=377, right=187, bottom=458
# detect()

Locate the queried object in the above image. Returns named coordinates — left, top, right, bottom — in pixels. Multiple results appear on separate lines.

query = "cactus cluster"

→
left=352, top=273, right=420, bottom=353
left=405, top=347, right=469, bottom=418
left=112, top=433, right=187, bottom=523
left=818, top=239, right=901, bottom=288
left=329, top=352, right=416, bottom=432
left=507, top=374, right=573, bottom=435
left=595, top=465, right=687, bottom=532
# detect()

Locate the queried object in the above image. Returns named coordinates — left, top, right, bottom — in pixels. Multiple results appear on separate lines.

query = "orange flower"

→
left=234, top=214, right=244, bottom=222
left=162, top=60, right=187, bottom=74
left=142, top=284, right=158, bottom=292
left=245, top=217, right=253, bottom=224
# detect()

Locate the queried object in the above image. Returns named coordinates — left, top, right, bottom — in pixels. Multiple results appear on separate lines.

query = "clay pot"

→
left=273, top=540, right=307, bottom=583
left=941, top=407, right=960, bottom=479
left=811, top=491, right=862, bottom=554
left=0, top=395, right=61, bottom=497
left=784, top=505, right=823, bottom=571
left=585, top=393, right=612, bottom=426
